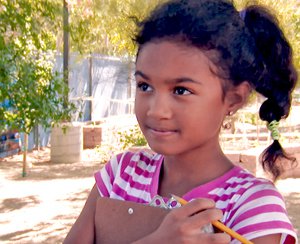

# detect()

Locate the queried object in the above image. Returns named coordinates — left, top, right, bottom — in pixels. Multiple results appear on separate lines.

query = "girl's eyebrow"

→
left=134, top=70, right=150, bottom=80
left=135, top=70, right=201, bottom=85
left=172, top=77, right=201, bottom=85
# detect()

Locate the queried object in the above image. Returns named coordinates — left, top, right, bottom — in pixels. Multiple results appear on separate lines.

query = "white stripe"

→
left=215, top=194, right=241, bottom=210
left=232, top=212, right=292, bottom=232
left=137, top=160, right=157, bottom=173
left=132, top=153, right=142, bottom=162
left=209, top=181, right=253, bottom=196
left=226, top=175, right=261, bottom=184
left=232, top=183, right=281, bottom=210
left=100, top=169, right=112, bottom=194
left=110, top=154, right=119, bottom=177
left=116, top=177, right=151, bottom=199
left=153, top=153, right=163, bottom=161
left=227, top=196, right=287, bottom=227
left=110, top=192, right=125, bottom=200
left=124, top=166, right=152, bottom=185
left=230, top=229, right=296, bottom=244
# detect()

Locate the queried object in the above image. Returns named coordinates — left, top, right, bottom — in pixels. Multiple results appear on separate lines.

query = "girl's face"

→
left=134, top=41, right=232, bottom=156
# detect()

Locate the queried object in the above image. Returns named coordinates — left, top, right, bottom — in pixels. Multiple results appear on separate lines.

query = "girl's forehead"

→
left=136, top=41, right=219, bottom=76
left=136, top=41, right=227, bottom=89
left=138, top=41, right=206, bottom=61
left=138, top=39, right=199, bottom=55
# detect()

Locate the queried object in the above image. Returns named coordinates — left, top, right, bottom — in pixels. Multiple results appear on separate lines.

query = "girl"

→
left=64, top=0, right=298, bottom=243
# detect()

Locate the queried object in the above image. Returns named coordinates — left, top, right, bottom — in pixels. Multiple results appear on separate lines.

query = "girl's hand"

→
left=134, top=198, right=231, bottom=244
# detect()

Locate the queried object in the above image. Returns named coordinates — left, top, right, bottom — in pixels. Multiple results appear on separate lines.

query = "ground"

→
left=0, top=148, right=299, bottom=243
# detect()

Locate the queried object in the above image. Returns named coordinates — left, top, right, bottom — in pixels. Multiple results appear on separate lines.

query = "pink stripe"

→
left=120, top=151, right=158, bottom=175
left=139, top=153, right=159, bottom=166
left=212, top=184, right=251, bottom=202
left=104, top=161, right=115, bottom=186
left=133, top=166, right=156, bottom=177
left=121, top=171, right=150, bottom=191
left=231, top=204, right=287, bottom=226
left=226, top=189, right=283, bottom=222
left=120, top=151, right=135, bottom=174
left=113, top=184, right=148, bottom=203
left=116, top=153, right=124, bottom=162
left=244, top=188, right=283, bottom=203
left=210, top=180, right=272, bottom=204
left=122, top=151, right=157, bottom=166
left=223, top=179, right=255, bottom=190
left=218, top=179, right=253, bottom=191
left=184, top=167, right=254, bottom=200
left=236, top=221, right=293, bottom=235
left=94, top=172, right=110, bottom=197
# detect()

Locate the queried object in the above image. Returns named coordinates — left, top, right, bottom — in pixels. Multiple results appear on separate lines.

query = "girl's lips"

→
left=147, top=127, right=178, bottom=136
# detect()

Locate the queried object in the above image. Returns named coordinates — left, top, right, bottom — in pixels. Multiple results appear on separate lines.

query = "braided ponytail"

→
left=134, top=0, right=298, bottom=180
left=243, top=6, right=298, bottom=180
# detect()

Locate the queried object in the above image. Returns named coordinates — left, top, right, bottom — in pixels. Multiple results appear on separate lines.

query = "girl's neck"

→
left=158, top=144, right=234, bottom=197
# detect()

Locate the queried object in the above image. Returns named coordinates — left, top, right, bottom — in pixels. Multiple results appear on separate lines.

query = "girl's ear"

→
left=225, top=81, right=252, bottom=114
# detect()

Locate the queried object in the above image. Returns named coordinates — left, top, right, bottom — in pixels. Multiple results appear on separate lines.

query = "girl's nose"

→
left=146, top=94, right=172, bottom=119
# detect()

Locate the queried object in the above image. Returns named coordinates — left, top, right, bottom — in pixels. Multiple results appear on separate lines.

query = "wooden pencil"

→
left=171, top=195, right=254, bottom=244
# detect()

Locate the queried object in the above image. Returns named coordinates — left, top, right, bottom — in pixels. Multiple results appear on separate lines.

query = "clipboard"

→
left=94, top=197, right=170, bottom=244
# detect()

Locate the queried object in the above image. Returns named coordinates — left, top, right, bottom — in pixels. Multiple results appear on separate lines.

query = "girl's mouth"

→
left=147, top=126, right=178, bottom=136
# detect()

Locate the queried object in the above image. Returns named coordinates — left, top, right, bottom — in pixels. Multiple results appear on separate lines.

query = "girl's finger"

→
left=201, top=233, right=231, bottom=244
left=186, top=208, right=223, bottom=230
left=168, top=198, right=216, bottom=220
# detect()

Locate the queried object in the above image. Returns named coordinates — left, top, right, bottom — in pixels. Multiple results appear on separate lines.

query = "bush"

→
left=118, top=124, right=147, bottom=150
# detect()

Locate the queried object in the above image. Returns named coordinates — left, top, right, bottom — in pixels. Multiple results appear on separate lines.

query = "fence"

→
left=1, top=53, right=300, bottom=155
left=1, top=54, right=135, bottom=155
left=60, top=54, right=136, bottom=121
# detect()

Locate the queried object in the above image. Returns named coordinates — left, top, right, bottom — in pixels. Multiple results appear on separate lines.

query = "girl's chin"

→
left=147, top=144, right=179, bottom=156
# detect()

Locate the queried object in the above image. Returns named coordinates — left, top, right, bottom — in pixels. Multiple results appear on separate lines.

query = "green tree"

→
left=2, top=0, right=298, bottom=132
left=0, top=0, right=76, bottom=175
left=63, top=0, right=299, bottom=60
left=0, top=0, right=75, bottom=133
left=64, top=0, right=299, bottom=83
left=64, top=0, right=166, bottom=56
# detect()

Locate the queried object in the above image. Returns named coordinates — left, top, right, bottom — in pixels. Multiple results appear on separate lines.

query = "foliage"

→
left=62, top=0, right=299, bottom=74
left=62, top=0, right=167, bottom=56
left=1, top=0, right=299, bottom=136
left=66, top=0, right=300, bottom=83
left=95, top=124, right=147, bottom=163
left=95, top=142, right=121, bottom=164
left=0, top=0, right=76, bottom=134
left=118, top=124, right=147, bottom=150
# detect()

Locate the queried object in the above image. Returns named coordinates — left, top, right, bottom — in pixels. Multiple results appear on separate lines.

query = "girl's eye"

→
left=174, top=87, right=191, bottom=95
left=137, top=82, right=153, bottom=92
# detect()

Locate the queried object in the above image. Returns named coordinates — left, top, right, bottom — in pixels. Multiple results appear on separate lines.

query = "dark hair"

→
left=134, top=0, right=298, bottom=180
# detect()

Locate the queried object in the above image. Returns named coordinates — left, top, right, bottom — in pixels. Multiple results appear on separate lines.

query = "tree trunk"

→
left=22, top=133, right=28, bottom=177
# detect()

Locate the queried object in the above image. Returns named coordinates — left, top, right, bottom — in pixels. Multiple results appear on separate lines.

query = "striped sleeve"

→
left=226, top=182, right=297, bottom=244
left=94, top=150, right=162, bottom=203
left=94, top=152, right=127, bottom=197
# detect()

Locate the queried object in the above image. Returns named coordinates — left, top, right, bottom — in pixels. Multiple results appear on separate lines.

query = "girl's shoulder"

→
left=111, top=148, right=162, bottom=173
left=95, top=149, right=163, bottom=201
left=185, top=166, right=283, bottom=213
left=218, top=167, right=296, bottom=243
left=208, top=166, right=281, bottom=203
left=95, top=149, right=163, bottom=188
left=186, top=165, right=276, bottom=200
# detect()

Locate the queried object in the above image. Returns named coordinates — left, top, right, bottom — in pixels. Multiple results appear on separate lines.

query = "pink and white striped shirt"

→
left=94, top=150, right=297, bottom=243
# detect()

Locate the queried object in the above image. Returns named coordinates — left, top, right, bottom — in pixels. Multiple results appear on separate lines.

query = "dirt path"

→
left=0, top=148, right=299, bottom=243
left=0, top=148, right=101, bottom=244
